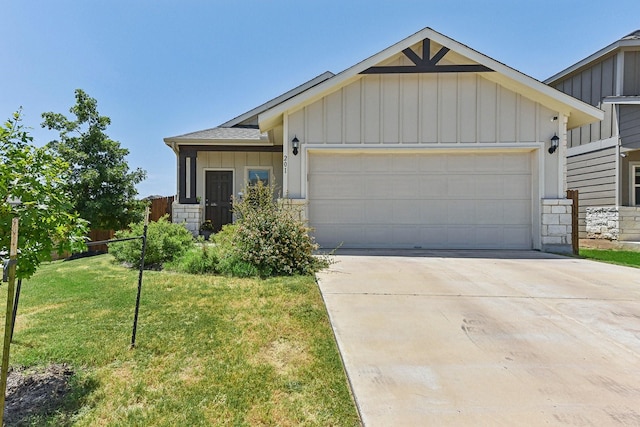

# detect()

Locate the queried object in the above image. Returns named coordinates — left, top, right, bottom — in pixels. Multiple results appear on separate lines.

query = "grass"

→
left=3, top=255, right=360, bottom=426
left=579, top=248, right=640, bottom=268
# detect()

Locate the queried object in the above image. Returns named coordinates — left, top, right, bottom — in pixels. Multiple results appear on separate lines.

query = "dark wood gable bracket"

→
left=360, top=38, right=494, bottom=74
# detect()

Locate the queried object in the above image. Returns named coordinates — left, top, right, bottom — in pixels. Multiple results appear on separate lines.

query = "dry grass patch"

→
left=4, top=255, right=359, bottom=426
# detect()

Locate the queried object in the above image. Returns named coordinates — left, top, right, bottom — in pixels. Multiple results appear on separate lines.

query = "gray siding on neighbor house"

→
left=623, top=51, right=640, bottom=95
left=567, top=146, right=617, bottom=237
left=552, top=54, right=617, bottom=148
left=620, top=105, right=640, bottom=148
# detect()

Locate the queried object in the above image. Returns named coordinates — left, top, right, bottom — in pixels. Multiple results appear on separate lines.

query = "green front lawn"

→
left=579, top=249, right=640, bottom=268
left=3, top=255, right=359, bottom=426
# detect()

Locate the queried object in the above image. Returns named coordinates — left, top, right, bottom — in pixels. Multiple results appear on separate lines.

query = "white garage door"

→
left=308, top=151, right=533, bottom=249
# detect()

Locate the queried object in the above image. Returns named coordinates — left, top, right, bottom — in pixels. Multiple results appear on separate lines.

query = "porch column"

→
left=178, top=149, right=197, bottom=203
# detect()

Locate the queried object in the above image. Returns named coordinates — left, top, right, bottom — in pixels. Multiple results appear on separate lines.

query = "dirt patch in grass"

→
left=5, top=364, right=74, bottom=426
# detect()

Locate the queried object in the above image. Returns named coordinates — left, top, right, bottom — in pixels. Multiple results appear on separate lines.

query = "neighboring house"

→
left=546, top=30, right=640, bottom=241
left=165, top=27, right=602, bottom=252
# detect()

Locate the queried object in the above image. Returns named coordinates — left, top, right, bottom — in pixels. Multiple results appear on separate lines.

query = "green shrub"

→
left=223, top=181, right=328, bottom=277
left=165, top=244, right=218, bottom=274
left=110, top=216, right=194, bottom=268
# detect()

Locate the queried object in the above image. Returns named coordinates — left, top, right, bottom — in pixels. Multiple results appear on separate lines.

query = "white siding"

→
left=285, top=73, right=557, bottom=198
left=195, top=151, right=283, bottom=201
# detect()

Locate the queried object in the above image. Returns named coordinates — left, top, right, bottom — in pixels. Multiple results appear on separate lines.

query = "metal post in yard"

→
left=0, top=218, right=19, bottom=422
left=130, top=206, right=149, bottom=349
left=10, top=279, right=22, bottom=343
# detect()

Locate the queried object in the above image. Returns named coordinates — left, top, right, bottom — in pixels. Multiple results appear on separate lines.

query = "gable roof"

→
left=545, top=30, right=640, bottom=85
left=164, top=71, right=334, bottom=147
left=219, top=71, right=334, bottom=128
left=258, top=27, right=603, bottom=131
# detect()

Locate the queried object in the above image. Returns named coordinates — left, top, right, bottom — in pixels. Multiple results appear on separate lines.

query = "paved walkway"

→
left=316, top=250, right=640, bottom=426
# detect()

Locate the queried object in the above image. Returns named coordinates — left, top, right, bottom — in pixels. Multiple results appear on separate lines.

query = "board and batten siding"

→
left=567, top=146, right=617, bottom=237
left=551, top=54, right=618, bottom=148
left=286, top=73, right=557, bottom=198
left=195, top=151, right=283, bottom=199
left=620, top=105, right=640, bottom=149
left=623, top=51, right=640, bottom=95
left=291, top=73, right=552, bottom=145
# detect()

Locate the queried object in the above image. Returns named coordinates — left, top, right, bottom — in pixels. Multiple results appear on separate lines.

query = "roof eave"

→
left=545, top=38, right=640, bottom=84
left=163, top=138, right=272, bottom=146
left=259, top=27, right=603, bottom=132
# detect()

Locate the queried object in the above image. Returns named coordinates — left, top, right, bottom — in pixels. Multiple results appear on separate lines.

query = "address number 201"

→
left=283, top=155, right=288, bottom=174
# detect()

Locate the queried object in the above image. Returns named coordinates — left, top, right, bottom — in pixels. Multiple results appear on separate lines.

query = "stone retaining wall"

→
left=618, top=207, right=640, bottom=241
left=585, top=206, right=640, bottom=241
left=585, top=207, right=619, bottom=240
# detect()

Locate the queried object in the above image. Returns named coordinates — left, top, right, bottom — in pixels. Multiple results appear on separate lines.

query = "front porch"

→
left=171, top=145, right=284, bottom=236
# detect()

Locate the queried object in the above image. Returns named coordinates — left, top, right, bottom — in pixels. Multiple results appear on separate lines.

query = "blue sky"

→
left=2, top=1, right=639, bottom=197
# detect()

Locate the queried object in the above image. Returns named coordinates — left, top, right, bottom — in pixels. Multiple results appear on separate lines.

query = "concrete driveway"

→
left=316, top=250, right=640, bottom=426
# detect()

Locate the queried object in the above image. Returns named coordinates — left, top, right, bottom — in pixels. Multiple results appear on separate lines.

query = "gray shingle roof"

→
left=622, top=30, right=640, bottom=41
left=166, top=127, right=266, bottom=141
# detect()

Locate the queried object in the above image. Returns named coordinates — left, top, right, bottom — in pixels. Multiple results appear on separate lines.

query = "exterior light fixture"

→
left=292, top=136, right=300, bottom=156
left=548, top=134, right=559, bottom=154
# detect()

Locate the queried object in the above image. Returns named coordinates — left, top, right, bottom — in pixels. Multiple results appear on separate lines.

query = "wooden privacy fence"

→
left=149, top=195, right=174, bottom=222
left=87, top=196, right=175, bottom=253
left=88, top=229, right=115, bottom=253
left=567, top=189, right=579, bottom=255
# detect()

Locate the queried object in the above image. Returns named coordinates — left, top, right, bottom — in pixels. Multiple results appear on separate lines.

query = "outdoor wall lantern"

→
left=292, top=136, right=300, bottom=156
left=548, top=134, right=559, bottom=154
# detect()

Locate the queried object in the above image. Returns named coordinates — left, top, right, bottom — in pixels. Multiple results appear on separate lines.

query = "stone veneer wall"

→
left=541, top=199, right=573, bottom=253
left=586, top=206, right=640, bottom=241
left=619, top=207, right=640, bottom=241
left=585, top=207, right=619, bottom=240
left=172, top=202, right=202, bottom=236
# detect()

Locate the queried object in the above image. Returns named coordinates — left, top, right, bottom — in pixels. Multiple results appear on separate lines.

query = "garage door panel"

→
left=420, top=227, right=449, bottom=248
left=447, top=200, right=476, bottom=224
left=503, top=153, right=531, bottom=172
left=503, top=226, right=532, bottom=247
left=364, top=176, right=396, bottom=199
left=418, top=156, right=447, bottom=172
left=311, top=175, right=364, bottom=199
left=448, top=176, right=479, bottom=198
left=309, top=152, right=533, bottom=249
left=420, top=203, right=449, bottom=223
left=391, top=155, right=419, bottom=172
left=417, top=177, right=448, bottom=198
left=504, top=175, right=531, bottom=195
left=446, top=155, right=477, bottom=172
left=362, top=156, right=391, bottom=172
left=474, top=175, right=505, bottom=197
left=448, top=227, right=477, bottom=247
left=392, top=201, right=422, bottom=224
left=364, top=227, right=393, bottom=245
left=503, top=200, right=531, bottom=224
left=475, top=201, right=504, bottom=224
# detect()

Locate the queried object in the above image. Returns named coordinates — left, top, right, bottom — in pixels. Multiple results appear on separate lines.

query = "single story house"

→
left=545, top=30, right=640, bottom=241
left=165, top=27, right=603, bottom=252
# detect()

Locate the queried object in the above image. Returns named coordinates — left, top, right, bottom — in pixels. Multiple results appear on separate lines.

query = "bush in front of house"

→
left=217, top=181, right=328, bottom=277
left=110, top=215, right=194, bottom=268
left=165, top=243, right=219, bottom=274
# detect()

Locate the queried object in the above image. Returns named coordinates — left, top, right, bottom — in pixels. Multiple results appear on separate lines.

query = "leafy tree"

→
left=0, top=110, right=88, bottom=279
left=41, top=89, right=147, bottom=230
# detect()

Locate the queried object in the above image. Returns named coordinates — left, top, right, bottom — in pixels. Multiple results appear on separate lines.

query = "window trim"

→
left=244, top=166, right=273, bottom=187
left=631, top=162, right=640, bottom=206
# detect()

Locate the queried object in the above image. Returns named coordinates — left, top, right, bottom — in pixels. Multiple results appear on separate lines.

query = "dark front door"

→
left=205, top=171, right=233, bottom=232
